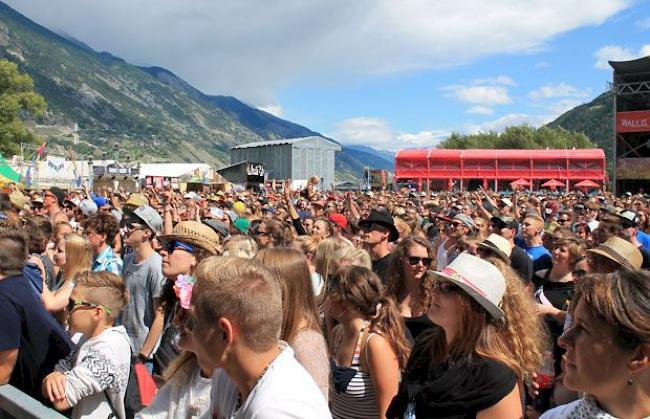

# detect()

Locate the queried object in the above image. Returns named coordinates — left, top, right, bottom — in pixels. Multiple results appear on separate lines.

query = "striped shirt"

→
left=330, top=329, right=378, bottom=419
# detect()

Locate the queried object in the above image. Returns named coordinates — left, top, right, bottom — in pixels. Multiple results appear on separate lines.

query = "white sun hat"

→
left=433, top=253, right=506, bottom=320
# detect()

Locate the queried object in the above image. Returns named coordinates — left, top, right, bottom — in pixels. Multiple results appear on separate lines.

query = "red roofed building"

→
left=394, top=148, right=606, bottom=191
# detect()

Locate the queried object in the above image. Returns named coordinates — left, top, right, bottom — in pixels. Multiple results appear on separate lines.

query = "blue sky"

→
left=6, top=0, right=650, bottom=150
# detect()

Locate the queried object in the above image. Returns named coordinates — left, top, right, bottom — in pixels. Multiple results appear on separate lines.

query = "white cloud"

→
left=465, top=113, right=551, bottom=133
left=547, top=99, right=583, bottom=117
left=635, top=17, right=650, bottom=29
left=257, top=104, right=283, bottom=117
left=466, top=106, right=495, bottom=115
left=534, top=61, right=551, bottom=69
left=443, top=85, right=512, bottom=106
left=332, top=117, right=449, bottom=151
left=529, top=82, right=590, bottom=100
left=4, top=0, right=629, bottom=106
left=594, top=44, right=650, bottom=69
left=472, top=76, right=516, bottom=86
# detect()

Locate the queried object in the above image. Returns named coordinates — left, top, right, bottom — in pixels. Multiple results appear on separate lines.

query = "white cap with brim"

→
left=432, top=253, right=506, bottom=321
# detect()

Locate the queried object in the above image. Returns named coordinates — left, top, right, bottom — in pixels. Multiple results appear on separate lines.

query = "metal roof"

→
left=395, top=148, right=605, bottom=160
left=230, top=136, right=339, bottom=150
left=610, top=56, right=650, bottom=75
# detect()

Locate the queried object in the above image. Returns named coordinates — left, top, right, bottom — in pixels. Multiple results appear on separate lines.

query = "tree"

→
left=437, top=125, right=596, bottom=150
left=0, top=60, right=47, bottom=157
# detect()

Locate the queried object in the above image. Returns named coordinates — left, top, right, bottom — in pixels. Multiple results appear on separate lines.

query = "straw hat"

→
left=125, top=193, right=149, bottom=209
left=159, top=221, right=221, bottom=255
left=478, top=233, right=512, bottom=264
left=9, top=190, right=29, bottom=210
left=587, top=237, right=642, bottom=271
left=432, top=253, right=506, bottom=320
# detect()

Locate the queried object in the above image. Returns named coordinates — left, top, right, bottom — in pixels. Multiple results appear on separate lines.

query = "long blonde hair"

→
left=479, top=257, right=546, bottom=378
left=63, top=234, right=92, bottom=282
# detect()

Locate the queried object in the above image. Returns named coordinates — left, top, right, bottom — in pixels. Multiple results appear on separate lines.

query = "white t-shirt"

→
left=210, top=342, right=331, bottom=419
left=136, top=366, right=211, bottom=419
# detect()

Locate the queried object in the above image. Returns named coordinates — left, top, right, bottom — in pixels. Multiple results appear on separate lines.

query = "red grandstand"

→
left=394, top=148, right=606, bottom=191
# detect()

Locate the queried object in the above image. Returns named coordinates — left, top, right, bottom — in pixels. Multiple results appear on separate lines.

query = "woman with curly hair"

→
left=326, top=265, right=411, bottom=419
left=385, top=236, right=436, bottom=341
left=388, top=253, right=544, bottom=419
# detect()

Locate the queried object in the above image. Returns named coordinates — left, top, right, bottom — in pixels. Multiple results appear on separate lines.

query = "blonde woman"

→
left=255, top=248, right=330, bottom=399
left=313, top=237, right=352, bottom=300
left=221, top=234, right=258, bottom=258
left=41, top=234, right=92, bottom=313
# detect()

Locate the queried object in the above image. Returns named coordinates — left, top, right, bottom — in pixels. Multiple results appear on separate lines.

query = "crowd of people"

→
left=0, top=176, right=648, bottom=419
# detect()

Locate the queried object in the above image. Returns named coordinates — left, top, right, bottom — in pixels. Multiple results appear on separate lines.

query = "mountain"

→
left=346, top=145, right=395, bottom=166
left=0, top=1, right=387, bottom=179
left=547, top=92, right=614, bottom=160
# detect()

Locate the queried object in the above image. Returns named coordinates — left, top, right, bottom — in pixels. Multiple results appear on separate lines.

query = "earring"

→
left=627, top=376, right=634, bottom=386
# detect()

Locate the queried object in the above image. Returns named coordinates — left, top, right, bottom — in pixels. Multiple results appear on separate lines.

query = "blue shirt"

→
left=92, top=246, right=123, bottom=275
left=637, top=230, right=650, bottom=250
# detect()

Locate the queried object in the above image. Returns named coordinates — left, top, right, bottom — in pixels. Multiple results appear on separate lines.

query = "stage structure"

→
left=394, top=149, right=606, bottom=192
left=610, top=56, right=650, bottom=194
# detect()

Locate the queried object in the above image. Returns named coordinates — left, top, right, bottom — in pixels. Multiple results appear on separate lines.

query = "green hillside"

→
left=547, top=91, right=614, bottom=160
left=0, top=0, right=379, bottom=180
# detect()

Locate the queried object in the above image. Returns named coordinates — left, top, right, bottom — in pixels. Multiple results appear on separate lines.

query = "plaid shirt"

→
left=92, top=246, right=123, bottom=275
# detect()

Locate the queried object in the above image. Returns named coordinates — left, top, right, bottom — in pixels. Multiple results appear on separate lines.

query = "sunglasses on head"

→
left=67, top=298, right=112, bottom=315
left=165, top=240, right=195, bottom=253
left=408, top=256, right=433, bottom=267
left=432, top=280, right=461, bottom=295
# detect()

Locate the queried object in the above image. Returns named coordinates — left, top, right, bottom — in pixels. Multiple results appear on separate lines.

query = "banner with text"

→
left=616, top=110, right=650, bottom=133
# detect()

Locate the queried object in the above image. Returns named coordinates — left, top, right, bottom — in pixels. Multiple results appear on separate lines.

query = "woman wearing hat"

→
left=152, top=221, right=221, bottom=376
left=587, top=236, right=643, bottom=273
left=387, top=253, right=544, bottom=418
left=541, top=270, right=650, bottom=419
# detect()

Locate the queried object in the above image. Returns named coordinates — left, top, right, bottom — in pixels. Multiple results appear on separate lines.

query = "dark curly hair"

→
left=84, top=212, right=120, bottom=246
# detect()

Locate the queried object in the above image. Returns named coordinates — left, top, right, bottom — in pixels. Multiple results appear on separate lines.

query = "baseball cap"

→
left=328, top=213, right=348, bottom=229
left=132, top=205, right=163, bottom=236
left=490, top=216, right=518, bottom=230
left=49, top=187, right=66, bottom=205
left=452, top=213, right=475, bottom=229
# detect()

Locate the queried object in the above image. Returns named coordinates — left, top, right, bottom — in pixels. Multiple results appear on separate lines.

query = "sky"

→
left=5, top=0, right=650, bottom=151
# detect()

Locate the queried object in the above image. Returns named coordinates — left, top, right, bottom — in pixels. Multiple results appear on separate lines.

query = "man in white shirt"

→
left=188, top=256, right=331, bottom=419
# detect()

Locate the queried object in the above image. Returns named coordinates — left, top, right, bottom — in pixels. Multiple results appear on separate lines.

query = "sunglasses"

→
left=165, top=240, right=195, bottom=253
left=67, top=298, right=112, bottom=315
left=125, top=221, right=144, bottom=231
left=361, top=222, right=388, bottom=233
left=572, top=268, right=587, bottom=277
left=557, top=219, right=570, bottom=224
left=432, top=280, right=461, bottom=295
left=408, top=256, right=433, bottom=267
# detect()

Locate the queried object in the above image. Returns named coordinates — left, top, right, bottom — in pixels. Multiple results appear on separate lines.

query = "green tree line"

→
left=438, top=125, right=596, bottom=150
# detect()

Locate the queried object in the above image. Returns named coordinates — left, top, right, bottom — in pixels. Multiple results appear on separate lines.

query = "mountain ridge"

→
left=0, top=0, right=376, bottom=180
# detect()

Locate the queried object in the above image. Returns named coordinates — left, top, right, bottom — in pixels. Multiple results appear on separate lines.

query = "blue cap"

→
left=93, top=196, right=110, bottom=208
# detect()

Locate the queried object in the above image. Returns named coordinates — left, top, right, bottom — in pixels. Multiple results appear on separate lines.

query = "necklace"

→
left=235, top=362, right=272, bottom=410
